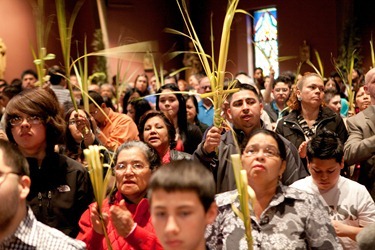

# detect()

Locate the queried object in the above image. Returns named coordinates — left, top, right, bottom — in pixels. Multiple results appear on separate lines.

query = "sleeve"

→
left=192, top=141, right=217, bottom=170
left=280, top=136, right=308, bottom=185
left=344, top=118, right=375, bottom=165
left=97, top=116, right=139, bottom=151
left=126, top=226, right=163, bottom=250
left=336, top=116, right=349, bottom=145
left=357, top=185, right=375, bottom=227
left=305, top=194, right=343, bottom=250
left=76, top=207, right=105, bottom=250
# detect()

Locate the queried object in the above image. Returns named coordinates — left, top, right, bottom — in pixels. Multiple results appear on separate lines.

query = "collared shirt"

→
left=197, top=100, right=214, bottom=126
left=205, top=184, right=342, bottom=250
left=0, top=207, right=86, bottom=250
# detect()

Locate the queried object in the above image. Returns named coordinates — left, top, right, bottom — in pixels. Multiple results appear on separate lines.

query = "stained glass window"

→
left=253, top=7, right=278, bottom=77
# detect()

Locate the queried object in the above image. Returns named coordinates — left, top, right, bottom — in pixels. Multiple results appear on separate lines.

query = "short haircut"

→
left=138, top=110, right=177, bottom=150
left=5, top=88, right=65, bottom=152
left=48, top=65, right=65, bottom=85
left=21, top=69, right=37, bottom=79
left=0, top=139, right=29, bottom=176
left=273, top=75, right=292, bottom=89
left=227, top=82, right=261, bottom=103
left=324, top=88, right=339, bottom=104
left=113, top=140, right=161, bottom=170
left=244, top=129, right=287, bottom=161
left=86, top=90, right=104, bottom=106
left=148, top=159, right=216, bottom=212
left=306, top=130, right=343, bottom=163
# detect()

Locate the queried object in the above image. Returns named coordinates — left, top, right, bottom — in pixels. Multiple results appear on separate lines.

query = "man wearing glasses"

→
left=0, top=140, right=85, bottom=249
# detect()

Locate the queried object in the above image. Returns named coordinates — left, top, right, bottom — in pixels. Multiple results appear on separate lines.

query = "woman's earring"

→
left=297, top=96, right=302, bottom=101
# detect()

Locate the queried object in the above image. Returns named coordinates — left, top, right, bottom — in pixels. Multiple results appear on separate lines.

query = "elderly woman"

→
left=77, top=141, right=163, bottom=249
left=4, top=88, right=93, bottom=237
left=206, top=129, right=341, bottom=249
left=139, top=111, right=191, bottom=164
left=276, top=73, right=348, bottom=161
left=156, top=83, right=202, bottom=154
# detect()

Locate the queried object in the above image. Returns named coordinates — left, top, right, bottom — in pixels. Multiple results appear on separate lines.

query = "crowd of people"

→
left=0, top=64, right=375, bottom=250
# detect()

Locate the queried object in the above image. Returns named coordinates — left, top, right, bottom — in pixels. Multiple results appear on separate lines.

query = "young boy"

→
left=148, top=160, right=217, bottom=250
left=291, top=130, right=375, bottom=249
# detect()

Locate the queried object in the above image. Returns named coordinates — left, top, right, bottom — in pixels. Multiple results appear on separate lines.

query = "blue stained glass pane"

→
left=253, top=7, right=278, bottom=76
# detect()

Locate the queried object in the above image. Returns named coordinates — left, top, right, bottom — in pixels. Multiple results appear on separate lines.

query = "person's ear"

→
left=205, top=201, right=218, bottom=225
left=364, top=85, right=370, bottom=95
left=100, top=103, right=107, bottom=109
left=340, top=158, right=345, bottom=170
left=279, top=160, right=286, bottom=178
left=19, top=175, right=31, bottom=200
left=227, top=107, right=233, bottom=120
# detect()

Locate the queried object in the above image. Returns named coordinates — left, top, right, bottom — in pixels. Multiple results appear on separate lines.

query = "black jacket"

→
left=27, top=152, right=93, bottom=237
left=275, top=107, right=348, bottom=151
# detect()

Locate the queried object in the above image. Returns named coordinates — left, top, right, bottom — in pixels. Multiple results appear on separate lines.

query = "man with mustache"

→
left=193, top=82, right=307, bottom=193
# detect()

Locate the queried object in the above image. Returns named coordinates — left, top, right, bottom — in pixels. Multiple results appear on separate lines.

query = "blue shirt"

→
left=197, top=100, right=214, bottom=126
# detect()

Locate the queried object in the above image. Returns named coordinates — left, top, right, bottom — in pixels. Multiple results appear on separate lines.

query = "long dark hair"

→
left=156, top=84, right=188, bottom=142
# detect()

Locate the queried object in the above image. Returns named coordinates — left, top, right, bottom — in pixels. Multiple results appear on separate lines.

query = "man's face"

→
left=227, top=89, right=263, bottom=134
left=308, top=158, right=343, bottom=192
left=22, top=74, right=37, bottom=89
left=0, top=150, right=24, bottom=229
left=272, top=82, right=290, bottom=105
left=89, top=103, right=106, bottom=125
left=151, top=190, right=217, bottom=250
left=198, top=77, right=211, bottom=94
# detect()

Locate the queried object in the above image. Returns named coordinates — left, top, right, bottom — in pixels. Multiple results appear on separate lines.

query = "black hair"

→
left=138, top=110, right=177, bottom=150
left=243, top=129, right=287, bottom=161
left=306, top=130, right=343, bottom=163
left=148, top=159, right=215, bottom=212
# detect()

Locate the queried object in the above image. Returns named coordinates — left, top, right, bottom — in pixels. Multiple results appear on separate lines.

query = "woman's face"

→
left=158, top=89, right=179, bottom=120
left=356, top=86, right=371, bottom=112
left=241, top=133, right=285, bottom=186
left=324, top=79, right=337, bottom=91
left=186, top=98, right=197, bottom=123
left=143, top=116, right=170, bottom=155
left=10, top=112, right=47, bottom=154
left=126, top=103, right=135, bottom=121
left=135, top=76, right=148, bottom=93
left=298, top=76, right=324, bottom=109
left=115, top=147, right=152, bottom=203
left=68, top=109, right=88, bottom=143
left=327, top=95, right=341, bottom=115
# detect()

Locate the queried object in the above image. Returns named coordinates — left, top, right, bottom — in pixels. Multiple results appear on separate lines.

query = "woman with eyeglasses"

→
left=77, top=140, right=163, bottom=250
left=4, top=88, right=93, bottom=238
left=206, top=129, right=341, bottom=249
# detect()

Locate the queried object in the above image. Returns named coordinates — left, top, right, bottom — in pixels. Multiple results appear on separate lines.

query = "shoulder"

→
left=290, top=176, right=313, bottom=191
left=58, top=154, right=87, bottom=173
left=215, top=190, right=239, bottom=207
left=170, top=150, right=192, bottom=161
left=35, top=221, right=86, bottom=249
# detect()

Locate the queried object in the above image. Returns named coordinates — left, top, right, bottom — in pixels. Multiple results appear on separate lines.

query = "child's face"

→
left=150, top=190, right=217, bottom=250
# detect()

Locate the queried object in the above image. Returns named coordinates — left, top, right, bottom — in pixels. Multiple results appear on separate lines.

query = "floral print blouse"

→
left=205, top=184, right=342, bottom=250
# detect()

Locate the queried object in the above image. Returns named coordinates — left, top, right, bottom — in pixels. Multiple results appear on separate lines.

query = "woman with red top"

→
left=77, top=141, right=163, bottom=250
left=139, top=111, right=191, bottom=164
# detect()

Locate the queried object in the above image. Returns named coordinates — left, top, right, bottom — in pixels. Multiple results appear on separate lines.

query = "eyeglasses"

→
left=9, top=116, right=44, bottom=126
left=89, top=110, right=98, bottom=116
left=113, top=162, right=148, bottom=174
left=243, top=146, right=280, bottom=158
left=200, top=85, right=212, bottom=90
left=0, top=171, right=22, bottom=185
